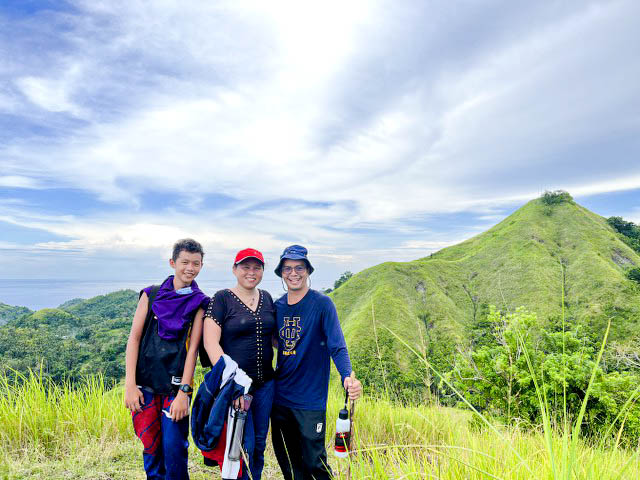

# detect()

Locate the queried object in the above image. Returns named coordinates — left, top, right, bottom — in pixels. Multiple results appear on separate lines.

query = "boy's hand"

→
left=125, top=384, right=145, bottom=412
left=170, top=391, right=190, bottom=421
left=344, top=371, right=362, bottom=401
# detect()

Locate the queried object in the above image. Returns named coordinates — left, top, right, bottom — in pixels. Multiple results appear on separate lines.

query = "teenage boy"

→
left=271, top=244, right=362, bottom=480
left=124, top=238, right=209, bottom=480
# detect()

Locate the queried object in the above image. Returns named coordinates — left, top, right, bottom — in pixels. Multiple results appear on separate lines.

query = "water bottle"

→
left=228, top=409, right=247, bottom=461
left=334, top=405, right=350, bottom=457
left=228, top=394, right=252, bottom=461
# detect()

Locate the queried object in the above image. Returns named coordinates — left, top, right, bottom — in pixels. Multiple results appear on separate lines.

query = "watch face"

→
left=180, top=384, right=192, bottom=393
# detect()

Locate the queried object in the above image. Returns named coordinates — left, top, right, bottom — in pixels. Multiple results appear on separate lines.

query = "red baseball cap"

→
left=234, top=248, right=265, bottom=265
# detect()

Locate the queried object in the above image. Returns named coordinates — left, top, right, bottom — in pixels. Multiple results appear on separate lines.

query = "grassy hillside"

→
left=333, top=196, right=640, bottom=397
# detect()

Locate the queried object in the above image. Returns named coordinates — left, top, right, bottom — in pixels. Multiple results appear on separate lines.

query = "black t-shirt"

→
left=200, top=288, right=276, bottom=388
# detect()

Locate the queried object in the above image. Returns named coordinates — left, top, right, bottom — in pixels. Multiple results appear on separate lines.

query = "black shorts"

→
left=271, top=404, right=332, bottom=480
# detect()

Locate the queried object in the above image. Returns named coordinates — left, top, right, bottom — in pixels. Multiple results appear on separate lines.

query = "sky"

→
left=1, top=0, right=640, bottom=305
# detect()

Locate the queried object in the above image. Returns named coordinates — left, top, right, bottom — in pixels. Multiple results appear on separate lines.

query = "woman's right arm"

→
left=124, top=293, right=148, bottom=412
left=202, top=316, right=224, bottom=365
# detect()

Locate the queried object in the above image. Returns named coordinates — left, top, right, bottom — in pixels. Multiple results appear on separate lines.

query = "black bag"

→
left=135, top=285, right=192, bottom=394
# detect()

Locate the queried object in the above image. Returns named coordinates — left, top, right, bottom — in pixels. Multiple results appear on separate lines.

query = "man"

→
left=271, top=244, right=362, bottom=480
left=124, top=238, right=209, bottom=480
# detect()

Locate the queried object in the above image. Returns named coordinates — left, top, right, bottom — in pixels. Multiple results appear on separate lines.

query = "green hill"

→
left=0, top=303, right=32, bottom=326
left=0, top=290, right=138, bottom=383
left=332, top=195, right=640, bottom=394
left=59, top=289, right=138, bottom=319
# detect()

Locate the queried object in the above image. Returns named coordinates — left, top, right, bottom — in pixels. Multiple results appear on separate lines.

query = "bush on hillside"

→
left=450, top=306, right=640, bottom=443
left=324, top=271, right=354, bottom=293
left=608, top=216, right=640, bottom=254
left=333, top=271, right=353, bottom=290
left=607, top=217, right=640, bottom=239
left=627, top=267, right=640, bottom=284
left=541, top=190, right=573, bottom=206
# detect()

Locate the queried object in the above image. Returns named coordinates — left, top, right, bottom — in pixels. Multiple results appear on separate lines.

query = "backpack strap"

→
left=147, top=284, right=161, bottom=309
left=140, top=285, right=161, bottom=337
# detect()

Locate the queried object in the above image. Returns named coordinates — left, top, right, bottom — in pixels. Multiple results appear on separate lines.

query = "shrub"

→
left=333, top=271, right=353, bottom=290
left=541, top=190, right=573, bottom=206
left=627, top=267, right=640, bottom=284
left=450, top=306, right=640, bottom=443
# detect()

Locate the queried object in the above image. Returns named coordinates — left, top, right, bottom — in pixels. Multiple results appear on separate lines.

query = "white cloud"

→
left=1, top=0, right=640, bottom=283
left=0, top=176, right=40, bottom=188
left=4, top=2, right=639, bottom=211
left=16, top=75, right=82, bottom=116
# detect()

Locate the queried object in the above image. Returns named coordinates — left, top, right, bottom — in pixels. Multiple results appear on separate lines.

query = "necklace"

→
left=232, top=288, right=259, bottom=309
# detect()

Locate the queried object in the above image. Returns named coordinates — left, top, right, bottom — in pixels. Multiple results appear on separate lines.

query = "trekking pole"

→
left=348, top=371, right=356, bottom=480
left=343, top=387, right=351, bottom=480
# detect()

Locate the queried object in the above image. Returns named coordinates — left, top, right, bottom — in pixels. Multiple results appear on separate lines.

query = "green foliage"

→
left=60, top=289, right=138, bottom=319
left=333, top=271, right=353, bottom=290
left=0, top=303, right=31, bottom=326
left=541, top=190, right=573, bottom=216
left=607, top=216, right=640, bottom=240
left=450, top=307, right=640, bottom=442
left=0, top=291, right=138, bottom=385
left=608, top=216, right=640, bottom=254
left=324, top=270, right=354, bottom=293
left=11, top=308, right=79, bottom=329
left=541, top=190, right=574, bottom=206
left=540, top=190, right=573, bottom=207
left=627, top=267, right=640, bottom=284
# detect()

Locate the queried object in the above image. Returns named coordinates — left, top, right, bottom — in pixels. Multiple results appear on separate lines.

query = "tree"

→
left=540, top=190, right=573, bottom=206
left=628, top=267, right=640, bottom=284
left=608, top=216, right=640, bottom=254
left=450, top=306, right=640, bottom=441
left=333, top=271, right=353, bottom=290
left=607, top=216, right=640, bottom=239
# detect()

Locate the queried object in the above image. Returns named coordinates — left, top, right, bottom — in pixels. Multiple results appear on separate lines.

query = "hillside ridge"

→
left=331, top=196, right=640, bottom=393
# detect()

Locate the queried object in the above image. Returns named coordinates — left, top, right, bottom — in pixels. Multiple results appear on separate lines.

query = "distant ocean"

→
left=0, top=278, right=286, bottom=311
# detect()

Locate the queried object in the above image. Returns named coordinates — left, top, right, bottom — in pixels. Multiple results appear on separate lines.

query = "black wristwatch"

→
left=179, top=384, right=193, bottom=394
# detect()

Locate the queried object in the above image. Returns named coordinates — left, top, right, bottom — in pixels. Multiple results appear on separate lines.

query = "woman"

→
left=199, top=248, right=276, bottom=480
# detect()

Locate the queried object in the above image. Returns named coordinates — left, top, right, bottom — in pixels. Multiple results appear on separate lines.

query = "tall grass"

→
left=0, top=368, right=129, bottom=456
left=0, top=368, right=638, bottom=478
left=326, top=388, right=640, bottom=479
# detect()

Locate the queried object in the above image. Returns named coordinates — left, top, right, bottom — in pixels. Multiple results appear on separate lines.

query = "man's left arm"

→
left=323, top=298, right=362, bottom=400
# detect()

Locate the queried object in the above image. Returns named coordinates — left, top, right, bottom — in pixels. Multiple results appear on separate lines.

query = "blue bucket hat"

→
left=274, top=244, right=315, bottom=277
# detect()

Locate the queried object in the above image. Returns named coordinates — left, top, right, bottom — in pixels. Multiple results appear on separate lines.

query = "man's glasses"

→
left=282, top=265, right=307, bottom=274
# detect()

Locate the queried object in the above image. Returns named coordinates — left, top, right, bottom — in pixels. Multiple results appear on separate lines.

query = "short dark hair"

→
left=172, top=238, right=204, bottom=262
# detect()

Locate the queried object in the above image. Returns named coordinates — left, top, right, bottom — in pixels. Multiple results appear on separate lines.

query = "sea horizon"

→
left=0, top=278, right=286, bottom=311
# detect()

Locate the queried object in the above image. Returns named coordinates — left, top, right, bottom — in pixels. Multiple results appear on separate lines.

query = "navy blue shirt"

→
left=274, top=289, right=352, bottom=410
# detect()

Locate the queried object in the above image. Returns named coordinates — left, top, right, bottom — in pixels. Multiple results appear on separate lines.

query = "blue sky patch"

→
left=0, top=187, right=105, bottom=216
left=577, top=189, right=640, bottom=219
left=0, top=220, right=70, bottom=244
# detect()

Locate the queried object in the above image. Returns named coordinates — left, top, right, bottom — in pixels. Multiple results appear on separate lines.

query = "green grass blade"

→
left=567, top=317, right=612, bottom=477
left=382, top=324, right=534, bottom=476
